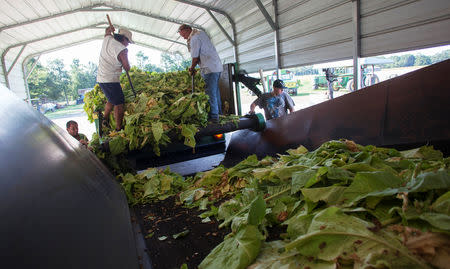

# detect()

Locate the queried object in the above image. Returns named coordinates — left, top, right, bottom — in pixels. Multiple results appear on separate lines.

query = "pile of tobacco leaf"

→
left=84, top=68, right=238, bottom=174
left=120, top=139, right=450, bottom=269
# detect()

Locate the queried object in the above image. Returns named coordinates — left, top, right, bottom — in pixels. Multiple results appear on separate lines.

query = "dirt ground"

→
left=134, top=196, right=231, bottom=269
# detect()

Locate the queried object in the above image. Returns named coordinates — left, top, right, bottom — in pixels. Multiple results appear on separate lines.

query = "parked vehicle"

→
left=313, top=57, right=393, bottom=91
left=41, top=102, right=57, bottom=113
left=76, top=94, right=84, bottom=104
left=267, top=70, right=300, bottom=95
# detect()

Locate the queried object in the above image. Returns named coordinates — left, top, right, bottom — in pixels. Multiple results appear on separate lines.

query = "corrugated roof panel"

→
left=40, top=0, right=63, bottom=14
left=0, top=1, right=28, bottom=25
left=0, top=0, right=449, bottom=98
left=360, top=0, right=450, bottom=56
left=158, top=0, right=179, bottom=18
left=282, top=42, right=353, bottom=68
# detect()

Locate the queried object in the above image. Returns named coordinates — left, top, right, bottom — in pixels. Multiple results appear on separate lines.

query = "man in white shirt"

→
left=178, top=24, right=223, bottom=123
left=97, top=26, right=133, bottom=131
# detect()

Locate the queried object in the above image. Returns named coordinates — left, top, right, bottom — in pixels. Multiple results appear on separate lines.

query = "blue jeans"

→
left=327, top=81, right=334, bottom=99
left=202, top=72, right=222, bottom=120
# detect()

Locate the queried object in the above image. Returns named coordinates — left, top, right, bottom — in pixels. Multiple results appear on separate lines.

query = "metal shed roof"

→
left=1, top=0, right=450, bottom=100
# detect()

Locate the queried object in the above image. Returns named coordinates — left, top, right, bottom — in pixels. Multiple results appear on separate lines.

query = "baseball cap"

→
left=273, top=79, right=286, bottom=89
left=118, top=28, right=134, bottom=43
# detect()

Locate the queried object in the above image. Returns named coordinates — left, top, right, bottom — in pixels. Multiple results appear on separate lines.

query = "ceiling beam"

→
left=253, top=0, right=277, bottom=31
left=172, top=0, right=239, bottom=64
left=205, top=9, right=234, bottom=46
left=0, top=3, right=204, bottom=33
left=4, top=23, right=186, bottom=62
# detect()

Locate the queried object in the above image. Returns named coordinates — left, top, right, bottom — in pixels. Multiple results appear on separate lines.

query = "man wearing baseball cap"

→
left=178, top=24, right=223, bottom=123
left=96, top=26, right=133, bottom=131
left=249, top=79, right=295, bottom=120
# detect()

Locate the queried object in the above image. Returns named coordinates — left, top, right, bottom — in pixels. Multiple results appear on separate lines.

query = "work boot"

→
left=208, top=118, right=219, bottom=124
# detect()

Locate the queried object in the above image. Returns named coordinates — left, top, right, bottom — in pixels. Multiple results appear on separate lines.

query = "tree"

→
left=160, top=52, right=190, bottom=72
left=47, top=59, right=70, bottom=104
left=431, top=49, right=450, bottom=64
left=69, top=59, right=98, bottom=99
left=397, top=54, right=415, bottom=67
left=135, top=50, right=164, bottom=73
left=27, top=59, right=52, bottom=100
left=414, top=54, right=431, bottom=66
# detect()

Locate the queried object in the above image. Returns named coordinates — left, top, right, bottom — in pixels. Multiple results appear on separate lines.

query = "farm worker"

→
left=66, top=120, right=89, bottom=147
left=178, top=24, right=223, bottom=124
left=324, top=68, right=335, bottom=99
left=249, top=79, right=295, bottom=120
left=97, top=26, right=133, bottom=131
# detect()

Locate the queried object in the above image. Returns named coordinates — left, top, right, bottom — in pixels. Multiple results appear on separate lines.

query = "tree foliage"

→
left=27, top=58, right=98, bottom=102
left=160, top=52, right=191, bottom=72
left=381, top=49, right=450, bottom=68
left=136, top=51, right=164, bottom=73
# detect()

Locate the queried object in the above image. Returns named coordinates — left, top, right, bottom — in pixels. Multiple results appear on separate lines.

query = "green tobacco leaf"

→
left=286, top=145, right=309, bottom=156
left=341, top=163, right=378, bottom=173
left=121, top=173, right=137, bottom=183
left=181, top=123, right=197, bottom=148
left=193, top=166, right=225, bottom=187
left=417, top=213, right=450, bottom=231
left=285, top=212, right=314, bottom=239
left=228, top=155, right=261, bottom=179
left=405, top=170, right=450, bottom=192
left=339, top=171, right=404, bottom=206
left=248, top=240, right=335, bottom=269
left=432, top=191, right=450, bottom=215
left=301, top=186, right=346, bottom=205
left=199, top=225, right=263, bottom=269
left=179, top=188, right=205, bottom=205
left=401, top=146, right=443, bottom=160
left=160, top=175, right=173, bottom=192
left=151, top=121, right=163, bottom=143
left=140, top=168, right=158, bottom=179
left=284, top=207, right=431, bottom=268
left=291, top=169, right=317, bottom=194
left=271, top=164, right=309, bottom=181
left=325, top=166, right=354, bottom=181
left=248, top=196, right=266, bottom=226
left=108, top=135, right=128, bottom=155
left=143, top=177, right=160, bottom=197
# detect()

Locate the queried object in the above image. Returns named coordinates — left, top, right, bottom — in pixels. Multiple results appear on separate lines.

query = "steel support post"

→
left=352, top=0, right=361, bottom=91
left=22, top=55, right=40, bottom=104
left=273, top=0, right=281, bottom=78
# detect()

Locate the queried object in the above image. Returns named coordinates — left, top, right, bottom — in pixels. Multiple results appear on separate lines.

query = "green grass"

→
left=45, top=104, right=85, bottom=119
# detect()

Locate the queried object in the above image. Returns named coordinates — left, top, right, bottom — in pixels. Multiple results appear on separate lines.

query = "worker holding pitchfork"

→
left=96, top=16, right=133, bottom=131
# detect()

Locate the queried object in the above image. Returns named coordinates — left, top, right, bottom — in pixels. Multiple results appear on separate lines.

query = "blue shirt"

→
left=253, top=92, right=295, bottom=120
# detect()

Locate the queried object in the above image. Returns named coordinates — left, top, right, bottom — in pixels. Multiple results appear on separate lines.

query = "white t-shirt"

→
left=97, top=35, right=126, bottom=83
left=189, top=31, right=223, bottom=75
